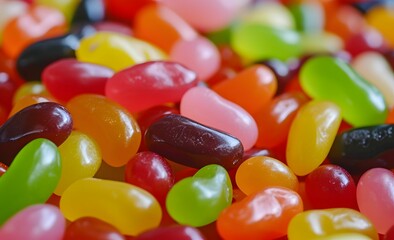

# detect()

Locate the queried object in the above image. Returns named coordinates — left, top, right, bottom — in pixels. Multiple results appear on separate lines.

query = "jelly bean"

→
left=357, top=168, right=394, bottom=234
left=133, top=4, right=198, bottom=53
left=60, top=178, right=162, bottom=236
left=305, top=164, right=357, bottom=209
left=1, top=5, right=67, bottom=58
left=0, top=49, right=24, bottom=86
left=316, top=233, right=373, bottom=240
left=0, top=204, right=65, bottom=240
left=71, top=0, right=105, bottom=25
left=217, top=187, right=303, bottom=240
left=134, top=225, right=205, bottom=240
left=181, top=87, right=258, bottom=150
left=104, top=0, right=153, bottom=23
left=287, top=100, right=341, bottom=176
left=63, top=217, right=125, bottom=240
left=289, top=1, right=324, bottom=32
left=0, top=0, right=28, bottom=44
left=236, top=156, right=299, bottom=195
left=231, top=22, right=301, bottom=62
left=170, top=36, right=220, bottom=81
left=36, top=0, right=80, bottom=23
left=145, top=114, right=243, bottom=169
left=66, top=94, right=141, bottom=167
left=0, top=72, right=19, bottom=113
left=351, top=52, right=394, bottom=108
left=385, top=225, right=394, bottom=240
left=9, top=95, right=53, bottom=117
left=0, top=162, right=8, bottom=177
left=160, top=0, right=241, bottom=32
left=212, top=65, right=277, bottom=114
left=55, top=131, right=102, bottom=195
left=254, top=92, right=308, bottom=148
left=328, top=124, right=394, bottom=172
left=366, top=6, right=394, bottom=48
left=300, top=56, right=387, bottom=126
left=125, top=151, right=174, bottom=205
left=16, top=24, right=96, bottom=81
left=106, top=61, right=198, bottom=113
left=12, top=81, right=49, bottom=103
left=300, top=32, right=343, bottom=55
left=0, top=102, right=72, bottom=166
left=43, top=58, right=113, bottom=102
left=76, top=32, right=167, bottom=71
left=93, top=21, right=133, bottom=36
left=287, top=208, right=379, bottom=240
left=0, top=138, right=61, bottom=224
left=345, top=27, right=388, bottom=57
left=166, top=164, right=232, bottom=226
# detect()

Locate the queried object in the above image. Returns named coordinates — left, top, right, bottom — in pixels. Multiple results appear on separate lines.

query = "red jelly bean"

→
left=104, top=0, right=153, bottom=23
left=125, top=151, right=174, bottom=206
left=134, top=225, right=205, bottom=240
left=0, top=72, right=19, bottom=113
left=106, top=61, right=198, bottom=113
left=63, top=217, right=125, bottom=240
left=305, top=164, right=357, bottom=209
left=0, top=102, right=73, bottom=166
left=42, top=59, right=114, bottom=102
left=345, top=27, right=388, bottom=57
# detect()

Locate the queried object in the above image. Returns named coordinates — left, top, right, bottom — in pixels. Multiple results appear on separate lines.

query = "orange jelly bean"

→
left=66, top=94, right=141, bottom=167
left=366, top=6, right=394, bottom=48
left=212, top=65, right=277, bottom=114
left=217, top=186, right=303, bottom=240
left=9, top=95, right=54, bottom=118
left=2, top=5, right=67, bottom=58
left=133, top=4, right=197, bottom=53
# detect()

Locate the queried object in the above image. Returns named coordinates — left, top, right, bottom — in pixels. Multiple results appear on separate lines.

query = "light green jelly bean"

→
left=166, top=164, right=232, bottom=227
left=0, top=138, right=61, bottom=225
left=300, top=56, right=387, bottom=126
left=231, top=23, right=301, bottom=62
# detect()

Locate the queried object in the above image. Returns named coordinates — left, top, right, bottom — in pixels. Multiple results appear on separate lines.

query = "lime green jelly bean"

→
left=60, top=178, right=162, bottom=236
left=54, top=131, right=102, bottom=196
left=0, top=138, right=61, bottom=224
left=300, top=56, right=387, bottom=127
left=231, top=22, right=301, bottom=62
left=76, top=32, right=167, bottom=71
left=166, top=164, right=232, bottom=227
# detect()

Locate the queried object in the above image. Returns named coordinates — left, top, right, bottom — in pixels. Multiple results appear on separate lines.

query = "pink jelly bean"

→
left=170, top=36, right=220, bottom=81
left=180, top=86, right=258, bottom=150
left=160, top=0, right=242, bottom=32
left=357, top=168, right=394, bottom=234
left=0, top=204, right=65, bottom=240
left=106, top=60, right=198, bottom=113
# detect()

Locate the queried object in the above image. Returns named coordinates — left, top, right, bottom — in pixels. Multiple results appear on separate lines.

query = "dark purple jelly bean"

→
left=145, top=114, right=243, bottom=169
left=134, top=225, right=205, bottom=240
left=328, top=124, right=394, bottom=173
left=0, top=102, right=73, bottom=165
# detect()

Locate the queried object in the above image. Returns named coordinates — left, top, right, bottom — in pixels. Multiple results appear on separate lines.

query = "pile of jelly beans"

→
left=1, top=0, right=394, bottom=239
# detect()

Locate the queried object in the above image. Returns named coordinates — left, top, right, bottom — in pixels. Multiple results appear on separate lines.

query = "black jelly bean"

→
left=71, top=0, right=105, bottom=25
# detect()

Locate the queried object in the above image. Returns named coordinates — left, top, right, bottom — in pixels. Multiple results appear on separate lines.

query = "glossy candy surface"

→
left=134, top=225, right=205, bottom=240
left=145, top=114, right=243, bottom=169
left=63, top=217, right=125, bottom=240
left=0, top=102, right=73, bottom=166
left=0, top=139, right=61, bottom=224
left=166, top=164, right=232, bottom=227
left=67, top=94, right=141, bottom=167
left=60, top=178, right=162, bottom=236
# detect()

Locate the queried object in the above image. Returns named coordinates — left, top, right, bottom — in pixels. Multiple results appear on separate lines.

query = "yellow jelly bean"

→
left=286, top=100, right=341, bottom=176
left=54, top=131, right=102, bottom=195
left=36, top=0, right=80, bottom=22
left=60, top=178, right=162, bottom=236
left=66, top=94, right=141, bottom=167
left=315, top=233, right=373, bottom=240
left=366, top=6, right=394, bottom=48
left=76, top=32, right=167, bottom=71
left=287, top=208, right=379, bottom=240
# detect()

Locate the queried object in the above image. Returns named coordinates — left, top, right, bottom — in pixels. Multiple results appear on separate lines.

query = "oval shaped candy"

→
left=106, top=61, right=198, bottom=113
left=134, top=225, right=205, bottom=240
left=0, top=139, right=61, bottom=224
left=63, top=217, right=125, bottom=240
left=67, top=94, right=141, bottom=167
left=60, top=178, right=162, bottom=236
left=145, top=114, right=243, bottom=169
left=0, top=102, right=73, bottom=166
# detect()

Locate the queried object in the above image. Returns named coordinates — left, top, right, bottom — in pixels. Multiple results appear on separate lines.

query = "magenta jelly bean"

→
left=134, top=225, right=205, bottom=240
left=42, top=59, right=114, bottom=102
left=180, top=86, right=258, bottom=150
left=106, top=61, right=198, bottom=113
left=0, top=102, right=73, bottom=166
left=0, top=204, right=65, bottom=240
left=145, top=114, right=244, bottom=169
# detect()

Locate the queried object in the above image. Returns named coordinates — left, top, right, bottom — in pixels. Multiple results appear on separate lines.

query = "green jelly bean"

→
left=166, top=164, right=232, bottom=227
left=0, top=138, right=61, bottom=224
left=300, top=56, right=387, bottom=127
left=231, top=22, right=301, bottom=62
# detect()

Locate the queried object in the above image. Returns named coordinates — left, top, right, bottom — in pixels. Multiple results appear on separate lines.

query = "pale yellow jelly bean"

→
left=60, top=178, right=162, bottom=236
left=66, top=94, right=141, bottom=167
left=76, top=32, right=167, bottom=71
left=54, top=131, right=102, bottom=195
left=351, top=51, right=394, bottom=108
left=300, top=32, right=343, bottom=55
left=286, top=100, right=341, bottom=176
left=36, top=0, right=80, bottom=22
